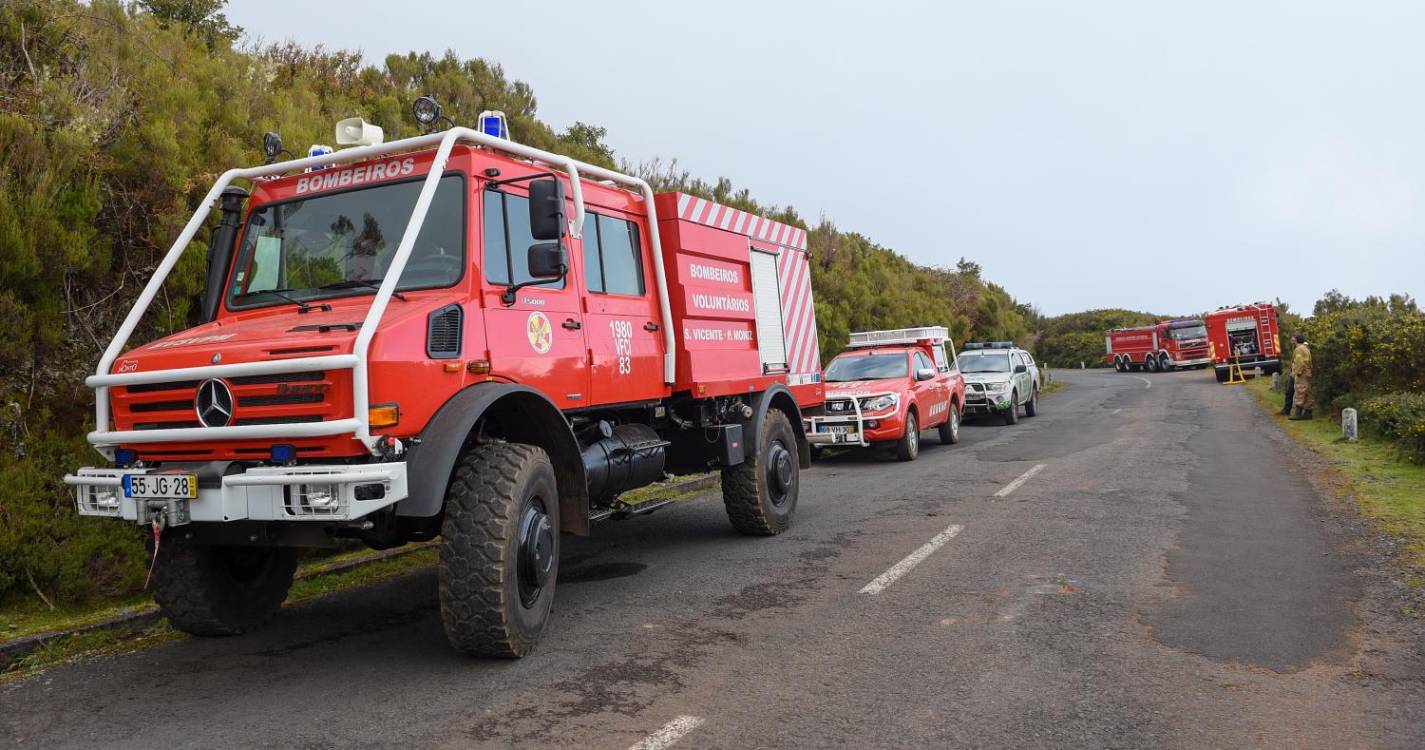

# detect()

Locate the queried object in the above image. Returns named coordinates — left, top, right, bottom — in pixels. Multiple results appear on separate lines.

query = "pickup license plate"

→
left=124, top=473, right=198, bottom=500
left=819, top=424, right=852, bottom=434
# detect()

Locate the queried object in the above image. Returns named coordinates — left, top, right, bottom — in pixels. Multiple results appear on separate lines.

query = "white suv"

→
left=957, top=343, right=1041, bottom=425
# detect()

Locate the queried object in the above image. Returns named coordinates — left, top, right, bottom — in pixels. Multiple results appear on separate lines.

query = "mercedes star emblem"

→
left=195, top=378, right=234, bottom=427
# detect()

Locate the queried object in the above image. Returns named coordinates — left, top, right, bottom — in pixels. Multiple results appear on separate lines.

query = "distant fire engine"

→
left=805, top=327, right=965, bottom=461
left=1204, top=302, right=1281, bottom=382
left=1106, top=319, right=1211, bottom=373
left=63, top=100, right=823, bottom=657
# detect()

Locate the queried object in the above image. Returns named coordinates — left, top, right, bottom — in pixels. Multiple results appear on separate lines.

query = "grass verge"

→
left=1244, top=377, right=1425, bottom=576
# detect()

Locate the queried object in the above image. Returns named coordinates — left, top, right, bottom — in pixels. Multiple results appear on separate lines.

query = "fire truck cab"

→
left=62, top=107, right=824, bottom=657
left=806, top=327, right=965, bottom=461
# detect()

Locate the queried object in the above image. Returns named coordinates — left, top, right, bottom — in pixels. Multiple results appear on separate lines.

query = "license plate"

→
left=833, top=432, right=859, bottom=444
left=819, top=424, right=852, bottom=434
left=124, top=473, right=198, bottom=500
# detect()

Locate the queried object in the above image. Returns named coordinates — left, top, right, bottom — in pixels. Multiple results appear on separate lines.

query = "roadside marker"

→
left=629, top=716, right=704, bottom=750
left=858, top=524, right=964, bottom=595
left=993, top=464, right=1046, bottom=498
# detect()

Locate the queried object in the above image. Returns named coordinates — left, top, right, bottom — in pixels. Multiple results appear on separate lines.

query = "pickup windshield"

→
left=824, top=353, right=908, bottom=382
left=959, top=353, right=1012, bottom=373
left=227, top=175, right=465, bottom=309
left=1169, top=324, right=1208, bottom=340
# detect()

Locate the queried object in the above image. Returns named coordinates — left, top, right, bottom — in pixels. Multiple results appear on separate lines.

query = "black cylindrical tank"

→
left=581, top=422, right=667, bottom=505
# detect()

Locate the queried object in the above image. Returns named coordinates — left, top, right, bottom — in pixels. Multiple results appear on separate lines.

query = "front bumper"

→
left=63, top=463, right=408, bottom=526
left=1174, top=357, right=1213, bottom=367
left=964, top=390, right=1013, bottom=414
left=805, top=400, right=903, bottom=447
left=1215, top=358, right=1280, bottom=372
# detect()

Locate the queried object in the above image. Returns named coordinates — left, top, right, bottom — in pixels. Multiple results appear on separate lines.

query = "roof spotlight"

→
left=262, top=131, right=284, bottom=164
left=412, top=95, right=442, bottom=128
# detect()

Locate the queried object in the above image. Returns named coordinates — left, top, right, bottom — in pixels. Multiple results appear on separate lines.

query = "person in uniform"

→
left=1288, top=334, right=1312, bottom=420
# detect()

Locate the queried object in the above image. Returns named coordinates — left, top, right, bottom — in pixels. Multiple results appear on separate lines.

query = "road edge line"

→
left=858, top=524, right=965, bottom=595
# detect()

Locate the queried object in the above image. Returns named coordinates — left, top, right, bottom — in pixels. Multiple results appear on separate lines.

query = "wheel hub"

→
left=517, top=504, right=555, bottom=605
left=767, top=442, right=793, bottom=505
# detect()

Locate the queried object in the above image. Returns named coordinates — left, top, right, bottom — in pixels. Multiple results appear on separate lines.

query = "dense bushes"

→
left=0, top=1, right=1031, bottom=608
left=1360, top=393, right=1425, bottom=464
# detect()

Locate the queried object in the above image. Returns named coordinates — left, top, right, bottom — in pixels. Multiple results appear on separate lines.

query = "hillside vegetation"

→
left=0, top=0, right=1031, bottom=608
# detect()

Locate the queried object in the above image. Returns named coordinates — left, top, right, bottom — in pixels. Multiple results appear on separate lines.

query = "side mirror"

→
left=527, top=241, right=567, bottom=279
left=528, top=178, right=566, bottom=241
left=1014, top=364, right=1028, bottom=374
left=915, top=368, right=936, bottom=381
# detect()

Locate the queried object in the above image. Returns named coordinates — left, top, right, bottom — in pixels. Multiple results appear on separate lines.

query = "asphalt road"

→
left=5, top=370, right=1424, bottom=749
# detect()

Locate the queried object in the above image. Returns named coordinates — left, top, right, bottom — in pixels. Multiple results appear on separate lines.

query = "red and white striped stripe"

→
left=674, top=194, right=808, bottom=251
left=777, top=245, right=821, bottom=376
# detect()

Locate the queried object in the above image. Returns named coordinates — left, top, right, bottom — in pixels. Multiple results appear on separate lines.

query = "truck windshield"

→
left=959, top=353, right=1012, bottom=373
left=824, top=353, right=908, bottom=382
left=1169, top=324, right=1207, bottom=340
left=226, top=175, right=465, bottom=309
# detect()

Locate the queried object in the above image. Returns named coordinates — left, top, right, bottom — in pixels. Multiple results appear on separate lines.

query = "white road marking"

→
left=1134, top=376, right=1152, bottom=389
left=629, top=716, right=704, bottom=750
left=858, top=524, right=964, bottom=595
left=1111, top=408, right=1122, bottom=415
left=993, top=463, right=1047, bottom=498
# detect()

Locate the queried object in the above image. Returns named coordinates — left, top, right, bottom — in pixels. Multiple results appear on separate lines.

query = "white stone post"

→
left=1342, top=408, right=1358, bottom=442
left=1271, top=372, right=1281, bottom=391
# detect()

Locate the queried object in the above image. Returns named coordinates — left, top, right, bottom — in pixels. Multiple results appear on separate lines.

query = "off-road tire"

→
left=896, top=411, right=920, bottom=461
left=722, top=409, right=799, bottom=536
left=152, top=536, right=297, bottom=637
left=439, top=442, right=559, bottom=658
left=1025, top=389, right=1039, bottom=417
left=938, top=404, right=961, bottom=444
left=1004, top=393, right=1020, bottom=425
left=1158, top=353, right=1173, bottom=371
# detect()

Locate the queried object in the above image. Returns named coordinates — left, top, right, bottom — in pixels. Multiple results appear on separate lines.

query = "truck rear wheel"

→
left=1114, top=356, right=1125, bottom=372
left=1158, top=353, right=1173, bottom=371
left=938, top=405, right=960, bottom=444
left=439, top=442, right=559, bottom=658
left=1145, top=355, right=1158, bottom=373
left=152, top=536, right=297, bottom=637
left=722, top=409, right=799, bottom=536
left=896, top=411, right=920, bottom=461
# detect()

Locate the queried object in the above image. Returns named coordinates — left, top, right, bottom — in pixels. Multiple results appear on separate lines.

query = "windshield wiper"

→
left=317, top=279, right=407, bottom=301
left=235, top=288, right=330, bottom=314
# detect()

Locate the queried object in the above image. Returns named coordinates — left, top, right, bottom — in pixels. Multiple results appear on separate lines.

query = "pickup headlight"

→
left=858, top=394, right=898, bottom=412
left=984, top=382, right=1009, bottom=393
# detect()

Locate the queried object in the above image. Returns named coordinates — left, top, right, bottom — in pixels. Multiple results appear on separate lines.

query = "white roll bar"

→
left=87, top=127, right=674, bottom=457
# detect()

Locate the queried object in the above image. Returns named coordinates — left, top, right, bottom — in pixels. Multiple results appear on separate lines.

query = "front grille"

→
left=968, top=383, right=986, bottom=392
left=134, top=420, right=201, bottom=431
left=827, top=399, right=854, bottom=413
left=239, top=393, right=324, bottom=407
left=234, top=415, right=324, bottom=426
left=230, top=371, right=324, bottom=386
left=124, top=380, right=199, bottom=394
left=130, top=400, right=193, bottom=413
left=115, top=370, right=341, bottom=436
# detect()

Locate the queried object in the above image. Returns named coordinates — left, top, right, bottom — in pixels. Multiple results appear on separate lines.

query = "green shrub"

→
left=1300, top=305, right=1425, bottom=412
left=1361, top=392, right=1425, bottom=464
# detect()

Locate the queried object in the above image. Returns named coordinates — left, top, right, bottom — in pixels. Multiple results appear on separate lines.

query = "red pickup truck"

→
left=805, top=327, right=965, bottom=461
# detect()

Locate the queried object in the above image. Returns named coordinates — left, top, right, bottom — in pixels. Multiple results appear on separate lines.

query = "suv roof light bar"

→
left=847, top=326, right=950, bottom=348
left=962, top=341, right=1015, bottom=350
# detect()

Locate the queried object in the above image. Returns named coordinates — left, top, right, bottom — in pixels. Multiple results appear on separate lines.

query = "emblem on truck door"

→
left=195, top=379, right=235, bottom=427
left=527, top=312, right=553, bottom=354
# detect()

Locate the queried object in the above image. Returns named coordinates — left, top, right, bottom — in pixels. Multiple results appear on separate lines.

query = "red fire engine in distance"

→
left=1106, top=318, right=1212, bottom=373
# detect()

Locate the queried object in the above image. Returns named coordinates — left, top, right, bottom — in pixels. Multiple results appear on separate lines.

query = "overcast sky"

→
left=227, top=0, right=1423, bottom=316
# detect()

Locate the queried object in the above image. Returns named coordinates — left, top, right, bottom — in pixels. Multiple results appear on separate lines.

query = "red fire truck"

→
left=1106, top=319, right=1211, bottom=372
left=1204, top=302, right=1281, bottom=382
left=63, top=101, right=824, bottom=657
left=805, top=327, right=965, bottom=461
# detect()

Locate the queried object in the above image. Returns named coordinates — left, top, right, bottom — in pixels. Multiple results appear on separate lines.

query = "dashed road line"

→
left=993, top=463, right=1047, bottom=498
left=858, top=524, right=964, bottom=595
left=1111, top=408, right=1122, bottom=415
left=628, top=716, right=704, bottom=750
left=1134, top=376, right=1152, bottom=389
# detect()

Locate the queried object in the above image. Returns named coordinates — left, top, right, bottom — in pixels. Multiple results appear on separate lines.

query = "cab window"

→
left=484, top=190, right=565, bottom=289
left=582, top=211, right=645, bottom=295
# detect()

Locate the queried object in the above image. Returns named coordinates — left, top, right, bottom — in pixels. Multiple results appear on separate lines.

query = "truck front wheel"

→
left=1004, top=393, right=1020, bottom=425
left=722, top=409, right=799, bottom=536
left=439, top=442, right=559, bottom=658
left=938, top=405, right=961, bottom=444
left=896, top=411, right=920, bottom=461
left=152, top=536, right=297, bottom=637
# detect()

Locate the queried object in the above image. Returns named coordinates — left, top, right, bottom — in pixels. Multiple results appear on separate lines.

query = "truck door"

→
left=912, top=349, right=945, bottom=426
left=480, top=186, right=589, bottom=409
left=581, top=210, right=665, bottom=404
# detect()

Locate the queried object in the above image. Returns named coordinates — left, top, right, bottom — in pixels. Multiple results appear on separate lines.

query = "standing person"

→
left=1288, top=334, right=1312, bottom=420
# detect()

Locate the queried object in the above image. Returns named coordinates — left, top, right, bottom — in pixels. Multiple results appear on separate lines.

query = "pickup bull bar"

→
left=84, top=127, right=677, bottom=458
